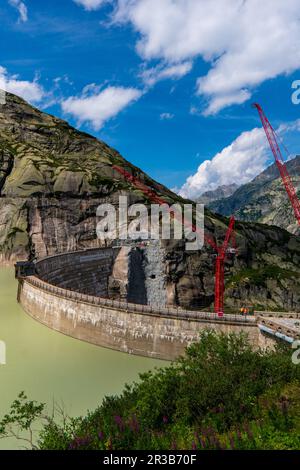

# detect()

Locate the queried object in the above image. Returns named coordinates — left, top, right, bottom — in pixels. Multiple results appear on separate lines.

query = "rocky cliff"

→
left=1, top=92, right=300, bottom=311
left=163, top=219, right=300, bottom=311
left=209, top=156, right=300, bottom=235
left=0, top=92, right=180, bottom=262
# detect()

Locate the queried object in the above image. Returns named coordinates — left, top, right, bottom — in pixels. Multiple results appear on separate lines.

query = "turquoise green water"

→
left=0, top=268, right=164, bottom=449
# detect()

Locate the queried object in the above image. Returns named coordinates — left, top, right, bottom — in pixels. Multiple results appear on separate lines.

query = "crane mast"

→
left=112, top=164, right=236, bottom=316
left=214, top=215, right=235, bottom=317
left=253, top=103, right=300, bottom=225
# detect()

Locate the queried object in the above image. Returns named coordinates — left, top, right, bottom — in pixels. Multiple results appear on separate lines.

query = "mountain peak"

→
left=197, top=183, right=239, bottom=205
left=209, top=155, right=300, bottom=234
left=253, top=155, right=300, bottom=184
left=0, top=91, right=177, bottom=201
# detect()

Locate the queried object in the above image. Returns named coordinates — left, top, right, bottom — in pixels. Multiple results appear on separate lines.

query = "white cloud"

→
left=111, top=0, right=300, bottom=114
left=141, top=62, right=193, bottom=87
left=201, top=90, right=252, bottom=117
left=277, top=120, right=300, bottom=134
left=160, top=112, right=174, bottom=120
left=178, top=127, right=269, bottom=199
left=61, top=85, right=143, bottom=130
left=0, top=66, right=44, bottom=103
left=73, top=0, right=110, bottom=10
left=178, top=119, right=300, bottom=199
left=8, top=0, right=28, bottom=22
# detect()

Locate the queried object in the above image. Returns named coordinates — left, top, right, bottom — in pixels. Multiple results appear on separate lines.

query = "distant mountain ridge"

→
left=197, top=183, right=239, bottom=205
left=208, top=155, right=300, bottom=234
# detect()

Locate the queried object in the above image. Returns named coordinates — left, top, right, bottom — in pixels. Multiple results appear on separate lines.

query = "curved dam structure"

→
left=15, top=247, right=297, bottom=360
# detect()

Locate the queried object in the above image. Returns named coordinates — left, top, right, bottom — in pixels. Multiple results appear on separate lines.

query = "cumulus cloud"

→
left=73, top=0, right=109, bottom=10
left=110, top=0, right=300, bottom=114
left=141, top=62, right=193, bottom=87
left=61, top=85, right=143, bottom=130
left=0, top=66, right=44, bottom=103
left=178, top=127, right=269, bottom=199
left=178, top=119, right=300, bottom=199
left=8, top=0, right=28, bottom=22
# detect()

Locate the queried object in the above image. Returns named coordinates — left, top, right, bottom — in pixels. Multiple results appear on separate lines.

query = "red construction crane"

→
left=253, top=103, right=300, bottom=226
left=112, top=164, right=236, bottom=316
left=214, top=215, right=236, bottom=316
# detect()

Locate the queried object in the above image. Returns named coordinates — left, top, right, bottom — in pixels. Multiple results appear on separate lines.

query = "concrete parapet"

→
left=15, top=248, right=279, bottom=360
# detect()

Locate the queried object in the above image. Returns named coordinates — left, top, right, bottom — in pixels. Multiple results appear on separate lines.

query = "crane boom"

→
left=214, top=215, right=235, bottom=316
left=112, top=164, right=236, bottom=316
left=253, top=103, right=300, bottom=225
left=112, top=164, right=219, bottom=251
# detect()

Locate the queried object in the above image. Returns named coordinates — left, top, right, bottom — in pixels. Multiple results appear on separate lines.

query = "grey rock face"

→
left=0, top=92, right=182, bottom=262
left=162, top=219, right=300, bottom=311
left=143, top=242, right=167, bottom=307
left=197, top=184, right=239, bottom=205
left=1, top=92, right=300, bottom=311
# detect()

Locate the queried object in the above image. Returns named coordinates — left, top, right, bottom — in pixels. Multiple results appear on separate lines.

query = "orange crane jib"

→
left=253, top=103, right=300, bottom=226
left=112, top=164, right=236, bottom=317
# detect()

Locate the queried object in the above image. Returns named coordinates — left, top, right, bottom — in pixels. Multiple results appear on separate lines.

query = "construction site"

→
left=9, top=99, right=299, bottom=357
left=1, top=0, right=300, bottom=455
left=109, top=103, right=300, bottom=317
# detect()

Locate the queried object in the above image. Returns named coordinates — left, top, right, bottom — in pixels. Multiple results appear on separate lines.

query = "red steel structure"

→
left=214, top=215, right=236, bottom=316
left=112, top=164, right=236, bottom=316
left=253, top=103, right=300, bottom=226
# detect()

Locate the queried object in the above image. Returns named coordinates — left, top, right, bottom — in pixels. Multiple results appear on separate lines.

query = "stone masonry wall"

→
left=143, top=242, right=167, bottom=307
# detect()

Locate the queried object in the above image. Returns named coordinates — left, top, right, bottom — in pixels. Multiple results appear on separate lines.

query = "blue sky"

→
left=1, top=0, right=300, bottom=198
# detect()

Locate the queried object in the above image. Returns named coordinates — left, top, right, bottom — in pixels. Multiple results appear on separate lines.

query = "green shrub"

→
left=1, top=331, right=299, bottom=450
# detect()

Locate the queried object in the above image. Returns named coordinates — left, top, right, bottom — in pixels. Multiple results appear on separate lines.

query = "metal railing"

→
left=23, top=275, right=256, bottom=325
left=254, top=310, right=300, bottom=319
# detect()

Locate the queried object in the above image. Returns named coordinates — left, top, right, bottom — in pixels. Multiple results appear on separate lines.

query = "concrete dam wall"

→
left=34, top=244, right=168, bottom=307
left=35, top=248, right=118, bottom=298
left=16, top=247, right=270, bottom=361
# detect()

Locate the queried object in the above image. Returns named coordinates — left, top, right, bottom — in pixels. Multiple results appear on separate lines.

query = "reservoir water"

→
left=0, top=268, right=165, bottom=449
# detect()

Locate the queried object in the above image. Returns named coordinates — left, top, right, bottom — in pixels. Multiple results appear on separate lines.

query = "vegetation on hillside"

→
left=227, top=265, right=300, bottom=288
left=0, top=331, right=299, bottom=450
